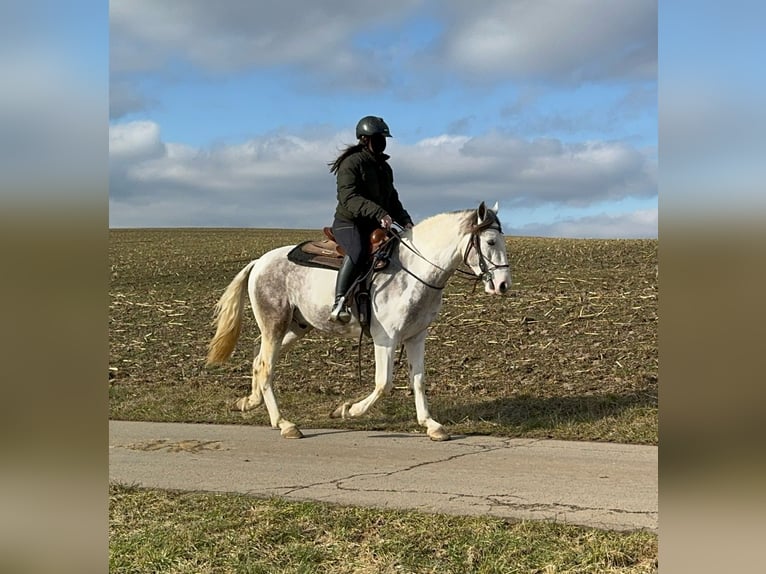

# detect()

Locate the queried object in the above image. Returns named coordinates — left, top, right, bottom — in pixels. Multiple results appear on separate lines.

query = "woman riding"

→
left=328, top=115, right=414, bottom=323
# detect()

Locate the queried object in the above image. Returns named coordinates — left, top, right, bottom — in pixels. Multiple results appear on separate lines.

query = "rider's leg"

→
left=330, top=254, right=357, bottom=323
left=329, top=218, right=367, bottom=323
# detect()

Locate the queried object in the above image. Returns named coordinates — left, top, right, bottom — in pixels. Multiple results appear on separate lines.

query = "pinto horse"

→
left=206, top=201, right=511, bottom=440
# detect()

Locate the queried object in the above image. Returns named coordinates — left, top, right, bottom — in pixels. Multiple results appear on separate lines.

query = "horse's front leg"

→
left=405, top=331, right=450, bottom=441
left=330, top=342, right=395, bottom=419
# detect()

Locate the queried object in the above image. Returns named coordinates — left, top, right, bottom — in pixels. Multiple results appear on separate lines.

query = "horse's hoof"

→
left=281, top=426, right=304, bottom=439
left=330, top=402, right=351, bottom=419
left=232, top=395, right=263, bottom=412
left=428, top=427, right=451, bottom=441
left=230, top=397, right=247, bottom=412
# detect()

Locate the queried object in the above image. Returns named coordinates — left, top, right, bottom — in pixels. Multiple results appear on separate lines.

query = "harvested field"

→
left=109, top=229, right=657, bottom=444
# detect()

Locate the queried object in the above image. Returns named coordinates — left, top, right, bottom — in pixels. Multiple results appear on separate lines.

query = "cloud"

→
left=109, top=120, right=343, bottom=226
left=109, top=80, right=158, bottom=119
left=109, top=121, right=656, bottom=233
left=110, top=0, right=419, bottom=74
left=509, top=209, right=658, bottom=239
left=108, top=0, right=427, bottom=116
left=110, top=121, right=165, bottom=160
left=392, top=132, right=656, bottom=209
left=436, top=0, right=656, bottom=84
left=109, top=0, right=656, bottom=115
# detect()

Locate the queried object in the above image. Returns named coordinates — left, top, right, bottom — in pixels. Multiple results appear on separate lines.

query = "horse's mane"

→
left=414, top=210, right=475, bottom=236
left=418, top=209, right=502, bottom=235
left=405, top=210, right=476, bottom=258
left=409, top=207, right=501, bottom=253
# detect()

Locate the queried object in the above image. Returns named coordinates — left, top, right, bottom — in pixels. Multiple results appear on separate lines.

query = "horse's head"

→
left=463, top=202, right=512, bottom=295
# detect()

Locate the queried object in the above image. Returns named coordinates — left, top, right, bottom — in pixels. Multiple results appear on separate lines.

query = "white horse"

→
left=206, top=201, right=511, bottom=441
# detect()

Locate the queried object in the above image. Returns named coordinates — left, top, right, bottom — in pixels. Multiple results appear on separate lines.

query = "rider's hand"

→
left=380, top=215, right=393, bottom=229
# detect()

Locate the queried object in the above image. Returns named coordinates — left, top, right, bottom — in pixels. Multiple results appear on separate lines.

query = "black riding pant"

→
left=332, top=216, right=375, bottom=267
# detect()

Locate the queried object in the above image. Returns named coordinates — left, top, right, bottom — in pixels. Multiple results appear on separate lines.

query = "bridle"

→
left=388, top=212, right=510, bottom=290
left=460, top=214, right=510, bottom=287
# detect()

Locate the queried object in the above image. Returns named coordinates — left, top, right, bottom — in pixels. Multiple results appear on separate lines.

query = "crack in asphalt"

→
left=279, top=437, right=536, bottom=497
left=275, top=437, right=656, bottom=525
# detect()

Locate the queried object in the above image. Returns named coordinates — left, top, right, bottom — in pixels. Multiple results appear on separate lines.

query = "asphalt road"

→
left=109, top=420, right=657, bottom=532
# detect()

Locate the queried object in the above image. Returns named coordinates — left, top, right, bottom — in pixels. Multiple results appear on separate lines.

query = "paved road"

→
left=109, top=420, right=657, bottom=532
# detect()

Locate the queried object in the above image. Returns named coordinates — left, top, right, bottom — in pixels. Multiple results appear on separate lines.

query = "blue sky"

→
left=108, top=0, right=657, bottom=237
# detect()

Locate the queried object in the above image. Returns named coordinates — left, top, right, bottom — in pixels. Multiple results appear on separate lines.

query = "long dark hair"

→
left=328, top=142, right=365, bottom=174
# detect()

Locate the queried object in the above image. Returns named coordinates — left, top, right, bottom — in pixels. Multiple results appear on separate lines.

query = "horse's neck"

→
left=399, top=213, right=470, bottom=280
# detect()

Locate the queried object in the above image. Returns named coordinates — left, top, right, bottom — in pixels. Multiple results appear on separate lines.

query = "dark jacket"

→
left=334, top=148, right=412, bottom=227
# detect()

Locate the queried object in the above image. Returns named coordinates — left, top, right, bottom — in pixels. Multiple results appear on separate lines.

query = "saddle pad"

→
left=287, top=241, right=343, bottom=270
left=301, top=238, right=343, bottom=258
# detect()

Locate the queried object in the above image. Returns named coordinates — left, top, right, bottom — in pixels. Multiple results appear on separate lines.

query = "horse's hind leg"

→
left=258, top=317, right=312, bottom=432
left=233, top=334, right=302, bottom=438
left=405, top=330, right=449, bottom=441
left=233, top=279, right=305, bottom=438
left=254, top=335, right=304, bottom=439
left=231, top=341, right=268, bottom=413
left=232, top=322, right=311, bottom=412
left=235, top=334, right=296, bottom=409
left=234, top=317, right=313, bottom=414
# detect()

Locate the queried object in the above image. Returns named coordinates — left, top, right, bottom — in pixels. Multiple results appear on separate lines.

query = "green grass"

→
left=110, top=484, right=657, bottom=573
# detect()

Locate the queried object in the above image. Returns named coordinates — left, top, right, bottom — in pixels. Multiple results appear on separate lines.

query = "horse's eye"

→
left=487, top=239, right=496, bottom=246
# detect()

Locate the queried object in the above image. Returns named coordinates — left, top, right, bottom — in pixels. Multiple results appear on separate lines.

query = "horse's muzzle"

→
left=485, top=279, right=510, bottom=295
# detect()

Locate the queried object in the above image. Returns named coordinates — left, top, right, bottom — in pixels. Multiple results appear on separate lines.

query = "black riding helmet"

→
left=356, top=116, right=392, bottom=139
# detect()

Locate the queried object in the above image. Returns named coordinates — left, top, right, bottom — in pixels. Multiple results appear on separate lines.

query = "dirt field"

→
left=109, top=228, right=657, bottom=444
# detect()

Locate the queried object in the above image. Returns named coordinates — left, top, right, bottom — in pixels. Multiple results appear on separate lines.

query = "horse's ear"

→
left=477, top=201, right=487, bottom=223
left=490, top=201, right=499, bottom=213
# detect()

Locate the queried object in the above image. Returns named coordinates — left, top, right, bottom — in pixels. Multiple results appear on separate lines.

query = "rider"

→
left=328, top=115, right=414, bottom=323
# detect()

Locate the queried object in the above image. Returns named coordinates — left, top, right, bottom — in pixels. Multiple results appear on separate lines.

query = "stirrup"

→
left=329, top=296, right=351, bottom=323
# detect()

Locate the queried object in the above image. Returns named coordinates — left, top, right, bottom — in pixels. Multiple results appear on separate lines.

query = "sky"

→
left=109, top=0, right=657, bottom=238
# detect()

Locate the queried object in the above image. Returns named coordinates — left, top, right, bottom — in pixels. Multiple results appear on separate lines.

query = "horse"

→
left=206, top=201, right=512, bottom=441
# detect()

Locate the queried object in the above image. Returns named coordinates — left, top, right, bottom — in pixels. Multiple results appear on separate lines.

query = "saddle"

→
left=287, top=227, right=391, bottom=271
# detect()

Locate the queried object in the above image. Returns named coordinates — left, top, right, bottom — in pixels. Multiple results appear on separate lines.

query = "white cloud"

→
left=391, top=133, right=655, bottom=208
left=109, top=0, right=656, bottom=118
left=109, top=121, right=656, bottom=235
left=110, top=121, right=165, bottom=159
left=110, top=0, right=419, bottom=74
left=438, top=0, right=656, bottom=83
left=509, top=208, right=658, bottom=239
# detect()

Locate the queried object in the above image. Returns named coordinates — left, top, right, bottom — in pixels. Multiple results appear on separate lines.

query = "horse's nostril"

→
left=499, top=282, right=508, bottom=293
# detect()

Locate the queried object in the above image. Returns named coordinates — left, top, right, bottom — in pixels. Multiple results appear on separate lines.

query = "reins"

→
left=382, top=228, right=443, bottom=288
left=389, top=217, right=509, bottom=290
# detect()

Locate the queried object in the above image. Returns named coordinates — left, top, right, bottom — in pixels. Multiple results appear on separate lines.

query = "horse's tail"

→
left=206, top=259, right=258, bottom=366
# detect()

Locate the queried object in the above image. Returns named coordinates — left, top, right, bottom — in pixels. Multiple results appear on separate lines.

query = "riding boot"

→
left=329, top=255, right=357, bottom=323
